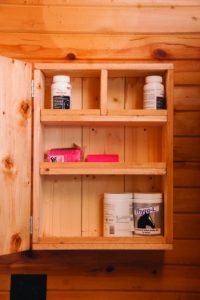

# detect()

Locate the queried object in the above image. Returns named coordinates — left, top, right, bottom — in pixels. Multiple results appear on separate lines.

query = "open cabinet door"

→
left=0, top=56, right=32, bottom=255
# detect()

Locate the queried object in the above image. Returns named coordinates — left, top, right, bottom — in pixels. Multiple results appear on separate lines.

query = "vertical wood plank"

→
left=83, top=77, right=100, bottom=109
left=100, top=69, right=108, bottom=115
left=39, top=176, right=82, bottom=238
left=107, top=77, right=125, bottom=110
left=0, top=56, right=32, bottom=254
left=125, top=77, right=144, bottom=109
left=125, top=127, right=163, bottom=164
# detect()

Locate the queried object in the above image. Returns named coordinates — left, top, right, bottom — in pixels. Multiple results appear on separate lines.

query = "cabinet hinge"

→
left=31, top=80, right=34, bottom=97
left=30, top=216, right=33, bottom=235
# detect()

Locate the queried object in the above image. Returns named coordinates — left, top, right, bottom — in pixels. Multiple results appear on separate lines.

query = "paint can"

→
left=104, top=193, right=134, bottom=237
left=133, top=193, right=163, bottom=235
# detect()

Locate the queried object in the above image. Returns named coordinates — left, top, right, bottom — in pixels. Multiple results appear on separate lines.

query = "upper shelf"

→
left=35, top=62, right=173, bottom=77
left=41, top=109, right=167, bottom=126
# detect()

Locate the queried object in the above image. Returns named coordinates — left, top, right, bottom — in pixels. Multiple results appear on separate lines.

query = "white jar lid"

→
left=133, top=193, right=162, bottom=199
left=104, top=193, right=133, bottom=199
left=145, top=76, right=162, bottom=84
left=53, top=75, right=70, bottom=83
left=133, top=198, right=162, bottom=204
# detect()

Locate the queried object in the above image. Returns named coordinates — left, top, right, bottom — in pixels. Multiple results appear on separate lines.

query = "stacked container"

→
left=104, top=193, right=134, bottom=237
left=133, top=193, right=163, bottom=235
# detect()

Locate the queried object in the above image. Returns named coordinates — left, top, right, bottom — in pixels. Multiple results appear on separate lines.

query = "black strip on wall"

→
left=10, top=274, right=47, bottom=300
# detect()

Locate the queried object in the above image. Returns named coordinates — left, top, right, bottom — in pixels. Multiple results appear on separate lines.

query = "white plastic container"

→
left=133, top=193, right=163, bottom=235
left=104, top=193, right=134, bottom=237
left=143, top=76, right=165, bottom=109
left=51, top=75, right=71, bottom=109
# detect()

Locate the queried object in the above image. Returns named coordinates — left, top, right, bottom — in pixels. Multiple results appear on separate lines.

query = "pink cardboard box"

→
left=48, top=148, right=81, bottom=162
left=86, top=154, right=119, bottom=162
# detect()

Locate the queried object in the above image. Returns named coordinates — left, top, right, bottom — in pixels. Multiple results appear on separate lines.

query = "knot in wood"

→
left=66, top=53, right=77, bottom=60
left=153, top=48, right=168, bottom=60
left=2, top=155, right=14, bottom=170
left=11, top=233, right=22, bottom=252
left=106, top=265, right=114, bottom=273
left=19, top=100, right=30, bottom=119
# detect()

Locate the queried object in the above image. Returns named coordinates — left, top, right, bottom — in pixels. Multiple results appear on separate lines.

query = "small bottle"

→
left=143, top=76, right=165, bottom=109
left=51, top=75, right=71, bottom=109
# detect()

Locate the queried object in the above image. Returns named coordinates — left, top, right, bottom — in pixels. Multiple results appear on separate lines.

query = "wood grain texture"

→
left=0, top=239, right=199, bottom=268
left=174, top=188, right=200, bottom=213
left=174, top=112, right=200, bottom=136
left=0, top=264, right=199, bottom=291
left=0, top=6, right=199, bottom=33
left=0, top=0, right=200, bottom=298
left=0, top=56, right=32, bottom=255
left=0, top=291, right=199, bottom=300
left=2, top=0, right=200, bottom=6
left=174, top=163, right=200, bottom=187
left=174, top=86, right=200, bottom=111
left=0, top=33, right=199, bottom=60
left=47, top=292, right=200, bottom=300
left=174, top=214, right=200, bottom=239
left=174, top=137, right=200, bottom=161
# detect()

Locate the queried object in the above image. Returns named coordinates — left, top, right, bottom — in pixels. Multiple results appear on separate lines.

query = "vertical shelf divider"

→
left=100, top=69, right=108, bottom=115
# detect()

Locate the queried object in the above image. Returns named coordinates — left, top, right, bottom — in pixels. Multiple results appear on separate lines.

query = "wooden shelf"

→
left=40, top=162, right=166, bottom=175
left=32, top=63, right=173, bottom=251
left=32, top=236, right=172, bottom=250
left=41, top=109, right=167, bottom=126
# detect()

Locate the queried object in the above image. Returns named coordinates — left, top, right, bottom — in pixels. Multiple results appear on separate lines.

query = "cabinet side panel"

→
left=164, top=69, right=174, bottom=244
left=33, top=69, right=45, bottom=243
left=0, top=56, right=32, bottom=254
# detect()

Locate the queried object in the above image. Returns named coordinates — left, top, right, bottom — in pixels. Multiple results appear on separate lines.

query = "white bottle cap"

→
left=145, top=76, right=162, bottom=84
left=53, top=75, right=70, bottom=83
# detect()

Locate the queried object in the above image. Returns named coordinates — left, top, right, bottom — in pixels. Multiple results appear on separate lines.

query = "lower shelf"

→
left=40, top=162, right=166, bottom=175
left=32, top=237, right=173, bottom=250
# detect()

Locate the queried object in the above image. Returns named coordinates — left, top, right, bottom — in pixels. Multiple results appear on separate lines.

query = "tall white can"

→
left=104, top=193, right=134, bottom=237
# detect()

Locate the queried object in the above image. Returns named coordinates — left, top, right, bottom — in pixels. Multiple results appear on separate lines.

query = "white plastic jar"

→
left=104, top=193, right=134, bottom=237
left=143, top=76, right=165, bottom=109
left=133, top=193, right=163, bottom=236
left=51, top=75, right=71, bottom=109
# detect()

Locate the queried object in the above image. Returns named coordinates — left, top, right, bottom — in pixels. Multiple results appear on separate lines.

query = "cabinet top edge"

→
left=34, top=63, right=174, bottom=71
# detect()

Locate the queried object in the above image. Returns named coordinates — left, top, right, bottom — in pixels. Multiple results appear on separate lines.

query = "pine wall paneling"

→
left=0, top=1, right=199, bottom=299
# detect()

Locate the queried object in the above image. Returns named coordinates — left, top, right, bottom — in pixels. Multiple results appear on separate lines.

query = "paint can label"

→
left=134, top=202, right=163, bottom=235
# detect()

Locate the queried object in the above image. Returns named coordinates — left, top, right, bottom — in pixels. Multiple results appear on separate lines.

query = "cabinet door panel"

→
left=0, top=56, right=32, bottom=255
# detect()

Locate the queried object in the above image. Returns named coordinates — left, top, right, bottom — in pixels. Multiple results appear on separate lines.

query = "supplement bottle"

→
left=51, top=75, right=71, bottom=109
left=143, top=76, right=165, bottom=109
